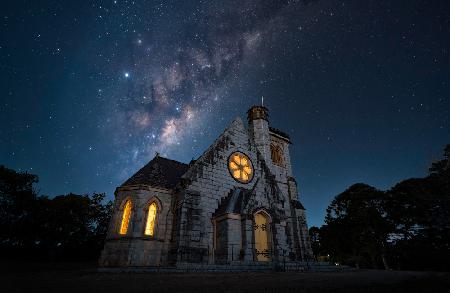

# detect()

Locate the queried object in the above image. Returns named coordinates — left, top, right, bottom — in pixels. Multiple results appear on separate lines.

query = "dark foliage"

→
left=0, top=165, right=112, bottom=261
left=310, top=144, right=450, bottom=271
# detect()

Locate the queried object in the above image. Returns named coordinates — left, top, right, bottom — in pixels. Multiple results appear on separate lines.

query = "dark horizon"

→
left=1, top=0, right=449, bottom=227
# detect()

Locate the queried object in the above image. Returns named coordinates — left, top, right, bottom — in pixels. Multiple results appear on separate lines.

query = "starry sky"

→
left=1, top=0, right=449, bottom=227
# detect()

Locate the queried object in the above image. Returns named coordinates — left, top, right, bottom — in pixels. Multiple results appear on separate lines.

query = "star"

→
left=1, top=0, right=448, bottom=233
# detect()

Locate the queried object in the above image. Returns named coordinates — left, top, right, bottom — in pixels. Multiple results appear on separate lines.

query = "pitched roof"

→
left=121, top=156, right=189, bottom=189
left=269, top=127, right=291, bottom=141
left=213, top=189, right=246, bottom=217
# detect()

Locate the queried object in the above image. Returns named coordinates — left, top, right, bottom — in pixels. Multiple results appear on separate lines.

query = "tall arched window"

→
left=119, top=200, right=132, bottom=235
left=270, top=144, right=284, bottom=167
left=144, top=202, right=158, bottom=236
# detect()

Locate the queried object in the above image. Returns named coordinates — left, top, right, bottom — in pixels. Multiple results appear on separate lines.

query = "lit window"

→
left=144, top=202, right=157, bottom=236
left=270, top=144, right=284, bottom=166
left=228, top=152, right=253, bottom=183
left=119, top=200, right=132, bottom=235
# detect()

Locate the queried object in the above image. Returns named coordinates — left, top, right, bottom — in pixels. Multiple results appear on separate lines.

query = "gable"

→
left=182, top=117, right=250, bottom=181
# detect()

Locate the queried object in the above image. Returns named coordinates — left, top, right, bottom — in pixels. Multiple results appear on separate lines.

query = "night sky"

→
left=1, top=0, right=449, bottom=227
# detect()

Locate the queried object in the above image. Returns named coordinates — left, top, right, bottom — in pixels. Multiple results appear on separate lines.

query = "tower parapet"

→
left=247, top=106, right=269, bottom=122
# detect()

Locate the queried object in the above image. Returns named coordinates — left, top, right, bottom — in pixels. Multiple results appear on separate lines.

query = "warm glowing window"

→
left=270, top=144, right=284, bottom=167
left=144, top=202, right=157, bottom=236
left=119, top=200, right=132, bottom=235
left=228, top=152, right=253, bottom=183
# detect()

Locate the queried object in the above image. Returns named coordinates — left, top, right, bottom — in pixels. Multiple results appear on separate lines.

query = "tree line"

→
left=1, top=145, right=448, bottom=269
left=0, top=165, right=112, bottom=261
left=309, top=145, right=450, bottom=271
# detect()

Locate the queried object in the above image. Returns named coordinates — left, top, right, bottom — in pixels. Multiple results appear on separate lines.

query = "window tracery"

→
left=228, top=152, right=253, bottom=183
left=270, top=144, right=284, bottom=166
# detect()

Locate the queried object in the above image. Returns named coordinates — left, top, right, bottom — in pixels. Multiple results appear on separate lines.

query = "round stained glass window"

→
left=228, top=152, right=253, bottom=183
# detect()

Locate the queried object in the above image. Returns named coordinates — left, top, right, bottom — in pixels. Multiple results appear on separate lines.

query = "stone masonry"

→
left=99, top=106, right=313, bottom=267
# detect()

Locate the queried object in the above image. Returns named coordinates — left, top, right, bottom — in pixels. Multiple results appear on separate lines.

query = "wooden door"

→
left=254, top=212, right=270, bottom=261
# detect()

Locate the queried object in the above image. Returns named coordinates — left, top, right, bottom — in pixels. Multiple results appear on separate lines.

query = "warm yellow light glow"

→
left=233, top=155, right=241, bottom=164
left=255, top=212, right=270, bottom=262
left=229, top=161, right=238, bottom=170
left=270, top=144, right=284, bottom=167
left=228, top=152, right=253, bottom=183
left=243, top=166, right=252, bottom=175
left=119, top=200, right=132, bottom=235
left=144, top=202, right=157, bottom=236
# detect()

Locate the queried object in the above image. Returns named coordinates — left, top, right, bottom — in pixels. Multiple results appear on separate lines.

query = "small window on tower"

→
left=270, top=144, right=284, bottom=167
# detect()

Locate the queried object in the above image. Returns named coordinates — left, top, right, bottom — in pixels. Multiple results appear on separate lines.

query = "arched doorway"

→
left=254, top=211, right=271, bottom=262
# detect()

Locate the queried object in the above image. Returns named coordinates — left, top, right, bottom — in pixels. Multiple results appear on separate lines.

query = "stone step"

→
left=98, top=262, right=354, bottom=273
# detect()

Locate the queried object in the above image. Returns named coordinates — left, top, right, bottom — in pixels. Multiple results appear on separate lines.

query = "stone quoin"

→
left=99, top=106, right=313, bottom=267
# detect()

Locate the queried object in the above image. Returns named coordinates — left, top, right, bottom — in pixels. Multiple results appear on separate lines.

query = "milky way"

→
left=103, top=0, right=311, bottom=178
left=1, top=0, right=449, bottom=226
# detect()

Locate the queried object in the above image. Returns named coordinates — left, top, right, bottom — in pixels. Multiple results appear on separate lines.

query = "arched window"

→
left=270, top=144, right=284, bottom=167
left=144, top=202, right=158, bottom=236
left=119, top=200, right=132, bottom=235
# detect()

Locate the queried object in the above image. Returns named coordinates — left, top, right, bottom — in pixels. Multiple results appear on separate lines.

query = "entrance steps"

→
left=176, top=261, right=352, bottom=272
left=98, top=261, right=352, bottom=273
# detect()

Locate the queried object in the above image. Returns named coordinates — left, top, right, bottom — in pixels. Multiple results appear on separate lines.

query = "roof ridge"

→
left=155, top=155, right=188, bottom=166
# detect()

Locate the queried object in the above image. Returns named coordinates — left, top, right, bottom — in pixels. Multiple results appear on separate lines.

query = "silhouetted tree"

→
left=308, top=226, right=321, bottom=259
left=0, top=165, right=39, bottom=255
left=429, top=145, right=450, bottom=179
left=0, top=165, right=112, bottom=261
left=320, top=144, right=450, bottom=271
left=322, top=184, right=391, bottom=269
left=385, top=144, right=450, bottom=270
left=34, top=193, right=112, bottom=260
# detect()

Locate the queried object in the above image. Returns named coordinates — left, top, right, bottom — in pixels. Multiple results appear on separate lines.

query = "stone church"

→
left=99, top=106, right=313, bottom=267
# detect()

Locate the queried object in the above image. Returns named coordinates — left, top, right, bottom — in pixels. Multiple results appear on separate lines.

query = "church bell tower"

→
left=247, top=106, right=271, bottom=162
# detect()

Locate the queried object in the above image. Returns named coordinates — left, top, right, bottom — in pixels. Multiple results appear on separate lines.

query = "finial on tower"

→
left=261, top=96, right=264, bottom=107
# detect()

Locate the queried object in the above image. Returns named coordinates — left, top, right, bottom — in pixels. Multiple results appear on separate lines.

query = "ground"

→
left=2, top=262, right=449, bottom=293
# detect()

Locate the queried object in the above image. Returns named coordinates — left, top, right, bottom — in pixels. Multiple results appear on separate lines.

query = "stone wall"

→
left=99, top=185, right=174, bottom=266
left=100, top=110, right=314, bottom=267
left=171, top=117, right=312, bottom=264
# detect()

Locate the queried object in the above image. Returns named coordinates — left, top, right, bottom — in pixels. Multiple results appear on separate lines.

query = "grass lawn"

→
left=2, top=262, right=449, bottom=293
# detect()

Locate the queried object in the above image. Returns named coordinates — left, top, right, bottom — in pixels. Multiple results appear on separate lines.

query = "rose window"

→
left=228, top=152, right=253, bottom=183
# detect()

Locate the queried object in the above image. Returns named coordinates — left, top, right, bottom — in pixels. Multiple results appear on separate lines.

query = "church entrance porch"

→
left=213, top=213, right=242, bottom=264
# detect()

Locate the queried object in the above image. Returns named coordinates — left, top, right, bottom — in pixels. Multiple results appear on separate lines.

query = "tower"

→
left=247, top=106, right=271, bottom=162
